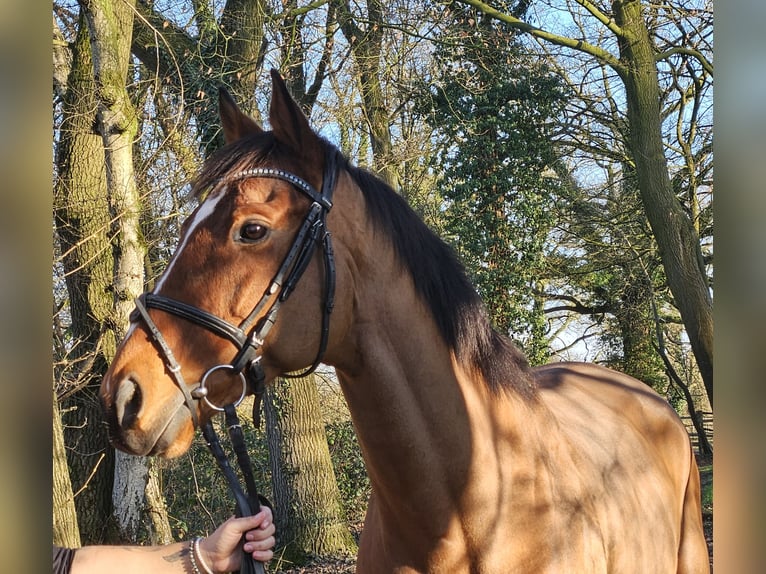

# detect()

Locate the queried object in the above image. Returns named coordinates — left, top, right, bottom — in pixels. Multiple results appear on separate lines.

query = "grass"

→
left=699, top=462, right=713, bottom=513
left=698, top=459, right=713, bottom=570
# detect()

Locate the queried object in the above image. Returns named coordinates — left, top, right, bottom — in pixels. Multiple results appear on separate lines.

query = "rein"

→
left=130, top=145, right=341, bottom=574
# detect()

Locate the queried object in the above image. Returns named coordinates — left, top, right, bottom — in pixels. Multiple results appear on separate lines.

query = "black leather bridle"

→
left=130, top=145, right=341, bottom=574
left=132, top=145, right=340, bottom=428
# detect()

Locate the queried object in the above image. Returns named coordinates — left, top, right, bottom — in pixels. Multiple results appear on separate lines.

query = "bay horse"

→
left=100, top=70, right=709, bottom=573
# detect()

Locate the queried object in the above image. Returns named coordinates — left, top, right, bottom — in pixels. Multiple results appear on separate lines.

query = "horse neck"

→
left=329, top=227, right=533, bottom=540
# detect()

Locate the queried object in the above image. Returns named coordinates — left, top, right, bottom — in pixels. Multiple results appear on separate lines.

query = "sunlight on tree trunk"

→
left=53, top=394, right=81, bottom=548
left=54, top=12, right=116, bottom=543
left=81, top=0, right=172, bottom=542
left=334, top=0, right=400, bottom=189
left=612, top=0, right=713, bottom=406
left=265, top=374, right=357, bottom=562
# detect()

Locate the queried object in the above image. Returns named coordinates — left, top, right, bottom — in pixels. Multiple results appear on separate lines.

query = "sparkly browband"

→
left=220, top=167, right=332, bottom=210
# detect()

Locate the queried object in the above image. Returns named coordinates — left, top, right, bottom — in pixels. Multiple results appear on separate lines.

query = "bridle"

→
left=129, top=144, right=341, bottom=574
left=132, top=144, right=340, bottom=428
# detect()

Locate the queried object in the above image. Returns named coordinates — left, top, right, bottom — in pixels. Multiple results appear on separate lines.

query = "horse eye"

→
left=239, top=222, right=268, bottom=243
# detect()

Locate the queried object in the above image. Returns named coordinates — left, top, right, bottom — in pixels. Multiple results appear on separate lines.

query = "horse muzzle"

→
left=101, top=373, right=195, bottom=458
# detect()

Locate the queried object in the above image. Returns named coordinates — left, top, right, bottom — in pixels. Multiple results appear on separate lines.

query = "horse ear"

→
left=218, top=87, right=263, bottom=144
left=268, top=69, right=322, bottom=164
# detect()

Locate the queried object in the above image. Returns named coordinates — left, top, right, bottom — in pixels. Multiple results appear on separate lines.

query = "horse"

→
left=100, top=70, right=710, bottom=573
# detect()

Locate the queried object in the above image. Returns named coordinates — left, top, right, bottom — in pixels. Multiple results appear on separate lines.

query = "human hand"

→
left=242, top=506, right=276, bottom=563
left=197, top=507, right=275, bottom=573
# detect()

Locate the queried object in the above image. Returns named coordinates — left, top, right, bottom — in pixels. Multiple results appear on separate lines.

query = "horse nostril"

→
left=115, top=376, right=143, bottom=430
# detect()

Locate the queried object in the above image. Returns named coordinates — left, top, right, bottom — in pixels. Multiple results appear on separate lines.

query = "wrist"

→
left=190, top=537, right=215, bottom=574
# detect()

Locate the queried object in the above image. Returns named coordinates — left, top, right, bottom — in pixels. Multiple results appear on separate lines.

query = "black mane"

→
left=345, top=163, right=535, bottom=397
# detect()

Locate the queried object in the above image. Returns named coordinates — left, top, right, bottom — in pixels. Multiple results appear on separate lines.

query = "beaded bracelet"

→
left=188, top=539, right=202, bottom=574
left=191, top=537, right=215, bottom=574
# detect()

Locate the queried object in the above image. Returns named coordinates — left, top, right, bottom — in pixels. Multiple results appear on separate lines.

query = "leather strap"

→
left=133, top=295, right=200, bottom=428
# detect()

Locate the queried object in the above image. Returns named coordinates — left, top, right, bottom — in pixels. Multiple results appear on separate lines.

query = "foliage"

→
left=325, top=419, right=370, bottom=527
left=420, top=3, right=568, bottom=364
left=455, top=0, right=714, bottom=406
left=699, top=463, right=712, bottom=513
left=161, top=411, right=274, bottom=541
left=161, top=393, right=370, bottom=550
left=546, top=166, right=669, bottom=389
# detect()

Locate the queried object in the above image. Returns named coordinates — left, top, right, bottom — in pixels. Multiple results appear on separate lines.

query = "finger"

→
left=245, top=522, right=275, bottom=541
left=230, top=513, right=266, bottom=533
left=244, top=535, right=275, bottom=552
left=244, top=544, right=274, bottom=562
left=255, top=508, right=271, bottom=526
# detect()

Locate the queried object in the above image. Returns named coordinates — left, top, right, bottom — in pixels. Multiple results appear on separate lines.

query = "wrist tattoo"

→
left=162, top=545, right=192, bottom=573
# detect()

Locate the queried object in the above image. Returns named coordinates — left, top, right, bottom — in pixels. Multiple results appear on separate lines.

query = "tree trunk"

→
left=278, top=0, right=335, bottom=116
left=81, top=0, right=144, bottom=331
left=130, top=0, right=268, bottom=156
left=610, top=167, right=666, bottom=390
left=613, top=0, right=713, bottom=406
left=334, top=0, right=399, bottom=189
left=264, top=374, right=357, bottom=562
left=81, top=0, right=173, bottom=542
left=616, top=271, right=666, bottom=389
left=144, top=460, right=175, bottom=544
left=53, top=395, right=81, bottom=548
left=54, top=13, right=117, bottom=544
left=456, top=0, right=713, bottom=408
left=111, top=451, right=149, bottom=541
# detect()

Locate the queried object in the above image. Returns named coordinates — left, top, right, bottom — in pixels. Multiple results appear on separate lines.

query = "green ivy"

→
left=418, top=4, right=569, bottom=364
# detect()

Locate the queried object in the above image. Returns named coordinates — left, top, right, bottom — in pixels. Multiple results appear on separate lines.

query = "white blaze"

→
left=153, top=190, right=226, bottom=293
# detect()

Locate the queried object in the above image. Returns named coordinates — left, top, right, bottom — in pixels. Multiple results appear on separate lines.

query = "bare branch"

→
left=455, top=0, right=626, bottom=76
left=538, top=291, right=611, bottom=316
left=656, top=46, right=713, bottom=76
left=573, top=0, right=623, bottom=37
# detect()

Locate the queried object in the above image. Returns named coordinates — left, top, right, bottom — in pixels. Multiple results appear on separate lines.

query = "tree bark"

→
left=144, top=459, right=175, bottom=544
left=111, top=451, right=149, bottom=541
left=81, top=0, right=144, bottom=330
left=334, top=0, right=399, bottom=189
left=264, top=374, right=357, bottom=561
left=612, top=0, right=713, bottom=405
left=53, top=394, right=82, bottom=548
left=81, top=0, right=173, bottom=541
left=54, top=12, right=117, bottom=544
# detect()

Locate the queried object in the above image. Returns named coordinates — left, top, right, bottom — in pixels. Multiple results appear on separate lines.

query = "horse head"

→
left=100, top=71, right=349, bottom=457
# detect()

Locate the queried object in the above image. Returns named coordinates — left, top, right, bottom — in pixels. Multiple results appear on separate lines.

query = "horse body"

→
left=326, top=219, right=705, bottom=572
left=99, top=71, right=709, bottom=573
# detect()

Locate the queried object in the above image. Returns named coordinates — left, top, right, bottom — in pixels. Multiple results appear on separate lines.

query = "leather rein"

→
left=130, top=145, right=341, bottom=574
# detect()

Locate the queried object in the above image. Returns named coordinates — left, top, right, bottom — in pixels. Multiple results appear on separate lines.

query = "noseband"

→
left=132, top=145, right=340, bottom=428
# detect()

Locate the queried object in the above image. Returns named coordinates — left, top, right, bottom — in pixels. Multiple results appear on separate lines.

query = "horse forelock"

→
left=345, top=164, right=535, bottom=397
left=191, top=132, right=278, bottom=200
left=191, top=131, right=336, bottom=201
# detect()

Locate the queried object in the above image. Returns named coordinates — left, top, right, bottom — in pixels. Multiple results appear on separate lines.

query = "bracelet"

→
left=188, top=539, right=202, bottom=574
left=192, top=537, right=215, bottom=574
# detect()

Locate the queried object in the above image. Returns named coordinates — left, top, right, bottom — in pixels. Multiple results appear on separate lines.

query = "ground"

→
left=275, top=556, right=356, bottom=573
left=698, top=453, right=713, bottom=572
